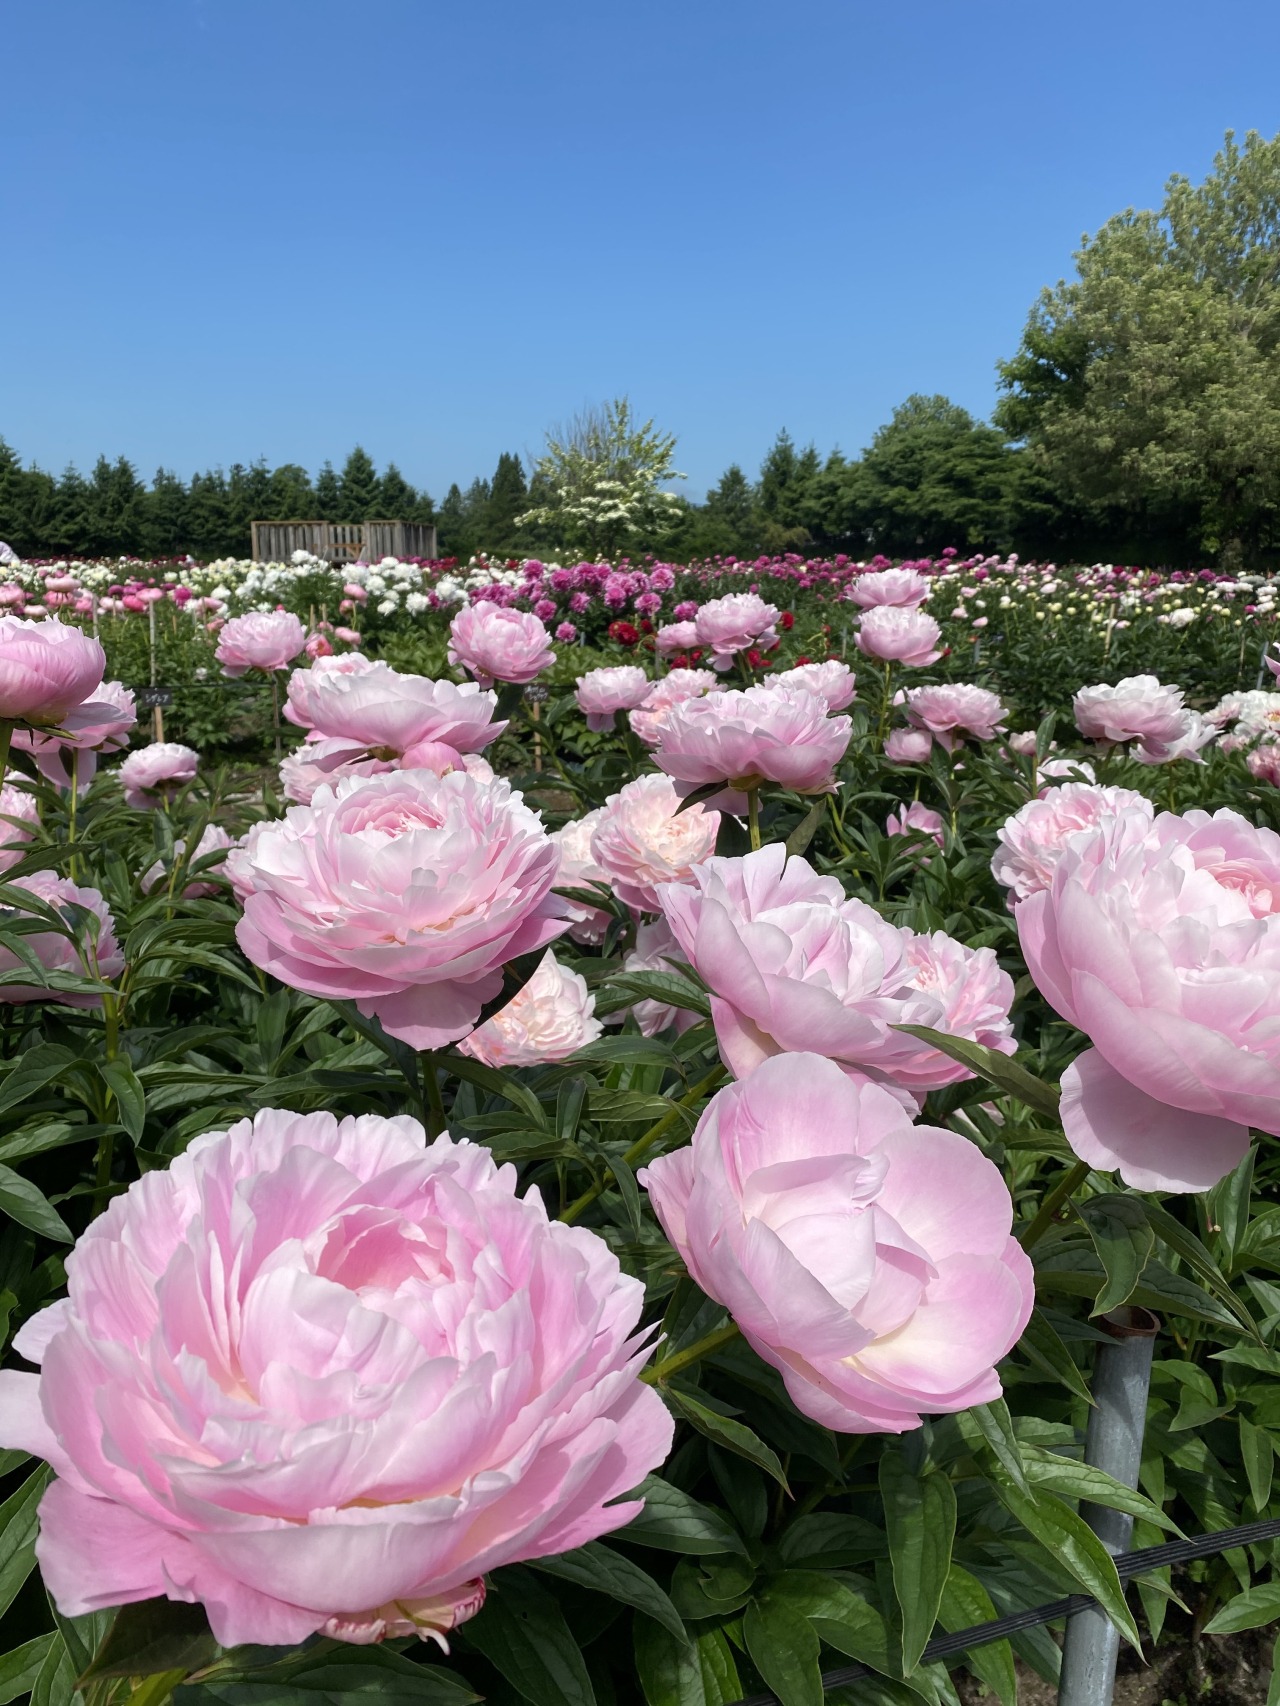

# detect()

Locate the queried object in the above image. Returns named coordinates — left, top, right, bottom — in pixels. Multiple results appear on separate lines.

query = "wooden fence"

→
left=249, top=521, right=439, bottom=563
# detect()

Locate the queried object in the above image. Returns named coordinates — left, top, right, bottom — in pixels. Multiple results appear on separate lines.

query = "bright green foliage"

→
left=519, top=399, right=686, bottom=556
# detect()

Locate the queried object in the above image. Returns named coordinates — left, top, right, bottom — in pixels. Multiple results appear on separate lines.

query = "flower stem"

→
left=1020, top=1158, right=1090, bottom=1248
left=0, top=720, right=13, bottom=794
left=559, top=1063, right=727, bottom=1224
left=747, top=789, right=762, bottom=852
left=641, top=1320, right=741, bottom=1385
left=422, top=1052, right=448, bottom=1137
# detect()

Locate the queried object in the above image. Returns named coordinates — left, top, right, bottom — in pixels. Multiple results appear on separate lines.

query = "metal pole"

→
left=1057, top=1305, right=1159, bottom=1706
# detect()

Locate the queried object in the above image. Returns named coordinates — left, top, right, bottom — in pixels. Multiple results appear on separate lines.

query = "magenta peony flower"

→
left=658, top=845, right=1013, bottom=1096
left=655, top=621, right=700, bottom=657
left=846, top=566, right=931, bottom=609
left=0, top=1113, right=671, bottom=1646
left=884, top=727, right=933, bottom=763
left=117, top=743, right=199, bottom=809
left=886, top=801, right=945, bottom=847
left=640, top=1053, right=1033, bottom=1432
left=621, top=918, right=697, bottom=1037
left=448, top=605, right=555, bottom=687
left=693, top=592, right=780, bottom=671
left=232, top=770, right=570, bottom=1049
left=140, top=825, right=234, bottom=899
left=0, top=871, right=123, bottom=1004
left=1072, top=675, right=1190, bottom=751
left=458, top=951, right=602, bottom=1066
left=591, top=773, right=720, bottom=914
left=653, top=684, right=851, bottom=795
left=285, top=659, right=505, bottom=758
left=905, top=683, right=1006, bottom=750
left=0, top=783, right=38, bottom=871
left=855, top=606, right=943, bottom=667
left=575, top=665, right=652, bottom=732
left=992, top=783, right=1154, bottom=902
left=215, top=611, right=308, bottom=677
left=630, top=670, right=720, bottom=747
left=15, top=680, right=137, bottom=790
left=0, top=616, right=106, bottom=727
left=549, top=808, right=612, bottom=944
left=771, top=659, right=857, bottom=711
left=1016, top=805, right=1280, bottom=1190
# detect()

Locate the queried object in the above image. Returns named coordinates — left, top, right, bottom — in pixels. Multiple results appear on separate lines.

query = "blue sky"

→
left=3, top=0, right=1279, bottom=499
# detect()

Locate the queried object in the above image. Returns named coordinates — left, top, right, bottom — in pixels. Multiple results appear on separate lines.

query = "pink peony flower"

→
left=591, top=773, right=720, bottom=914
left=140, top=825, right=235, bottom=899
left=884, top=727, right=933, bottom=763
left=658, top=846, right=1013, bottom=1095
left=458, top=951, right=602, bottom=1066
left=1006, top=730, right=1039, bottom=756
left=855, top=606, right=943, bottom=667
left=653, top=684, right=851, bottom=796
left=232, top=770, right=570, bottom=1050
left=0, top=871, right=123, bottom=1004
left=640, top=1053, right=1033, bottom=1432
left=575, top=666, right=652, bottom=732
left=333, top=627, right=363, bottom=646
left=693, top=593, right=781, bottom=671
left=1072, top=675, right=1190, bottom=751
left=448, top=605, right=555, bottom=687
left=1037, top=756, right=1097, bottom=787
left=277, top=741, right=400, bottom=806
left=655, top=621, right=700, bottom=657
left=621, top=918, right=697, bottom=1037
left=117, top=743, right=199, bottom=809
left=1247, top=743, right=1280, bottom=787
left=15, top=680, right=137, bottom=790
left=905, top=683, right=1006, bottom=750
left=1016, top=805, right=1280, bottom=1190
left=770, top=659, right=856, bottom=711
left=304, top=632, right=333, bottom=660
left=285, top=659, right=504, bottom=758
left=992, top=783, right=1154, bottom=902
left=549, top=809, right=612, bottom=944
left=630, top=670, right=720, bottom=747
left=847, top=567, right=931, bottom=608
left=215, top=611, right=308, bottom=677
left=1130, top=708, right=1216, bottom=766
left=0, top=1112, right=671, bottom=1646
left=0, top=783, right=38, bottom=871
left=886, top=801, right=945, bottom=848
left=0, top=616, right=106, bottom=727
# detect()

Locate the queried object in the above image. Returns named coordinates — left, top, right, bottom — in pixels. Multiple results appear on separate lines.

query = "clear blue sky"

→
left=3, top=0, right=1279, bottom=500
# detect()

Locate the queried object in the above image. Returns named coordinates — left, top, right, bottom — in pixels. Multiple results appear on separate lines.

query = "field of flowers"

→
left=0, top=555, right=1278, bottom=1704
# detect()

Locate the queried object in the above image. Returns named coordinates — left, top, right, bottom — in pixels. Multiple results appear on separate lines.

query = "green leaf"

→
left=595, top=972, right=712, bottom=1021
left=939, top=1564, right=1016, bottom=1706
left=1017, top=1444, right=1181, bottom=1532
left=785, top=797, right=828, bottom=858
left=890, top=1025, right=1060, bottom=1118
left=1079, top=1195, right=1155, bottom=1316
left=1204, top=1581, right=1280, bottom=1635
left=743, top=1596, right=823, bottom=1706
left=29, top=1636, right=75, bottom=1706
left=181, top=1646, right=479, bottom=1704
left=0, top=1466, right=49, bottom=1622
left=695, top=1630, right=742, bottom=1706
left=965, top=1399, right=1030, bottom=1496
left=99, top=1058, right=147, bottom=1142
left=0, top=1164, right=71, bottom=1243
left=531, top=1542, right=688, bottom=1644
left=555, top=1076, right=588, bottom=1148
left=1018, top=1307, right=1096, bottom=1405
left=1240, top=1417, right=1274, bottom=1513
left=0, top=1635, right=56, bottom=1706
left=1207, top=1146, right=1256, bottom=1264
left=0, top=1045, right=75, bottom=1118
left=768, top=1572, right=895, bottom=1678
left=634, top=1619, right=706, bottom=1706
left=663, top=1386, right=789, bottom=1490
left=879, top=1454, right=955, bottom=1674
left=777, top=1513, right=885, bottom=1569
left=81, top=1598, right=218, bottom=1681
left=618, top=1476, right=748, bottom=1557
left=1141, top=1199, right=1261, bottom=1340
left=991, top=1480, right=1141, bottom=1650
left=462, top=1567, right=595, bottom=1706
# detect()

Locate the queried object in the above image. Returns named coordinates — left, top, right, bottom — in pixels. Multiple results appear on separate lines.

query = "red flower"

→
left=671, top=653, right=690, bottom=669
left=780, top=611, right=795, bottom=631
left=794, top=654, right=812, bottom=666
left=608, top=620, right=640, bottom=647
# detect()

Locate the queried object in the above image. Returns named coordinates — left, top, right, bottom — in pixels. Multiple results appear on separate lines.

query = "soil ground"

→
left=955, top=1625, right=1276, bottom=1705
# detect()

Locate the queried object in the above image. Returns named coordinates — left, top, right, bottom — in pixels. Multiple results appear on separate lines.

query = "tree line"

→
left=5, top=127, right=1280, bottom=566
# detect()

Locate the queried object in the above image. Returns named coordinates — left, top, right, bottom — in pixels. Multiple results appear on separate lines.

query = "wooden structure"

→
left=250, top=520, right=439, bottom=563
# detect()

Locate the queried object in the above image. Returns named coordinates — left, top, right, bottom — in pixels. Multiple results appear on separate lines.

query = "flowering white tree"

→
left=518, top=398, right=686, bottom=556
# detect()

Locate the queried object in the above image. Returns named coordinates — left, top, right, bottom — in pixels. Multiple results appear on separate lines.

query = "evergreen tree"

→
left=698, top=463, right=759, bottom=555
left=314, top=462, right=341, bottom=521
left=0, top=441, right=31, bottom=553
left=185, top=470, right=234, bottom=559
left=84, top=456, right=146, bottom=556
left=145, top=469, right=191, bottom=557
left=376, top=463, right=416, bottom=518
left=485, top=452, right=528, bottom=549
left=339, top=447, right=381, bottom=519
left=267, top=463, right=315, bottom=518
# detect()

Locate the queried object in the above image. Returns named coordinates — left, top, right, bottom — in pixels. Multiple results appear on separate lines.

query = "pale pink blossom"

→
left=448, top=605, right=554, bottom=687
left=693, top=592, right=780, bottom=671
left=0, top=616, right=106, bottom=727
left=653, top=684, right=851, bottom=796
left=640, top=1053, right=1033, bottom=1432
left=847, top=567, right=931, bottom=608
left=285, top=659, right=503, bottom=757
left=0, top=784, right=38, bottom=872
left=0, top=871, right=123, bottom=1004
left=1247, top=744, right=1280, bottom=786
left=1006, top=730, right=1039, bottom=756
left=591, top=773, right=720, bottom=914
left=458, top=951, right=602, bottom=1066
left=117, top=743, right=199, bottom=809
left=216, top=611, right=307, bottom=677
left=0, top=1113, right=670, bottom=1646
left=232, top=771, right=570, bottom=1050
left=884, top=727, right=933, bottom=763
left=1017, top=806, right=1280, bottom=1190
left=629, top=670, right=720, bottom=747
left=1073, top=675, right=1190, bottom=751
left=15, top=680, right=136, bottom=790
left=1131, top=708, right=1216, bottom=766
left=886, top=801, right=944, bottom=848
left=549, top=809, right=612, bottom=944
left=140, top=825, right=235, bottom=898
left=855, top=606, right=943, bottom=667
left=575, top=666, right=651, bottom=731
left=905, top=683, right=1006, bottom=750
left=620, top=918, right=697, bottom=1036
left=655, top=621, right=700, bottom=657
left=770, top=659, right=856, bottom=711
left=993, top=783, right=1154, bottom=902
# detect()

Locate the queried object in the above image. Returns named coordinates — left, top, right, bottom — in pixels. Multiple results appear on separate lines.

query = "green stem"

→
left=747, top=789, right=762, bottom=852
left=0, top=721, right=12, bottom=794
left=560, top=1063, right=727, bottom=1224
left=1020, top=1158, right=1090, bottom=1248
left=641, top=1320, right=741, bottom=1385
left=422, top=1051, right=448, bottom=1137
left=67, top=771, right=79, bottom=882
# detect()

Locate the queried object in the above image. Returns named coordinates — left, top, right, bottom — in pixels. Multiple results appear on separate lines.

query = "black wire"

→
left=727, top=1515, right=1280, bottom=1706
